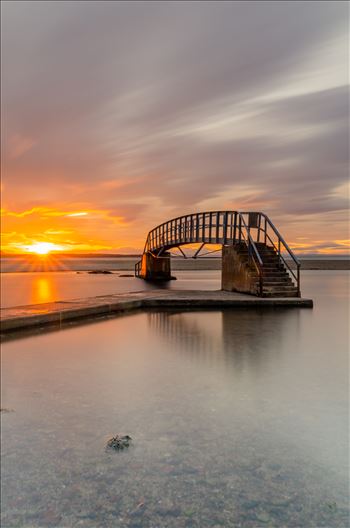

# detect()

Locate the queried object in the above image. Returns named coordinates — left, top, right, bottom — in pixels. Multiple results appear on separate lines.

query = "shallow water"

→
left=2, top=260, right=348, bottom=309
left=1, top=272, right=349, bottom=527
left=1, top=270, right=220, bottom=308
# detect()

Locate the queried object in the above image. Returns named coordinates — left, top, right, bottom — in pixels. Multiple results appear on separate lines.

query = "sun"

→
left=25, top=242, right=63, bottom=255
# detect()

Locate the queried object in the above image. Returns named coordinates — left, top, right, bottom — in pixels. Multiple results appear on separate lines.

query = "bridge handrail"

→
left=237, top=213, right=263, bottom=267
left=257, top=212, right=300, bottom=295
left=135, top=259, right=142, bottom=277
left=260, top=213, right=300, bottom=265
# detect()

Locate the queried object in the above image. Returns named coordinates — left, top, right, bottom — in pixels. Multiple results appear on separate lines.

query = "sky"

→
left=1, top=0, right=349, bottom=255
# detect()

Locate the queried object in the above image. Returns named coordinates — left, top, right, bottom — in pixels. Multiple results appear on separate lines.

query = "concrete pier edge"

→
left=1, top=290, right=313, bottom=338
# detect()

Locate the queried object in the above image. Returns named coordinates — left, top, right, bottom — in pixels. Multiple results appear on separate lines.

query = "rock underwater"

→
left=106, top=435, right=132, bottom=451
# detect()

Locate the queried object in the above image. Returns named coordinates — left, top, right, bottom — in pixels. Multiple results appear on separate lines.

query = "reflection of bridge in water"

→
left=135, top=211, right=301, bottom=297
left=147, top=308, right=301, bottom=373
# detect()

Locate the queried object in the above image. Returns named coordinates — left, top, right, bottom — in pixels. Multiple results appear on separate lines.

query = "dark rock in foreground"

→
left=106, top=435, right=132, bottom=450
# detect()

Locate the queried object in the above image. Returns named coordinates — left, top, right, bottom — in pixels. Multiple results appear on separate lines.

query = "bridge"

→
left=135, top=211, right=301, bottom=297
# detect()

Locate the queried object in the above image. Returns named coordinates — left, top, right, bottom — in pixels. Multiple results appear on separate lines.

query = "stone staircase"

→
left=235, top=242, right=299, bottom=297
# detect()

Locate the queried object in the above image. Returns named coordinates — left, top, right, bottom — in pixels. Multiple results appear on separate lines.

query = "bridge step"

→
left=263, top=282, right=294, bottom=287
left=262, top=270, right=288, bottom=275
left=262, top=290, right=299, bottom=298
left=262, top=284, right=298, bottom=291
left=250, top=273, right=292, bottom=281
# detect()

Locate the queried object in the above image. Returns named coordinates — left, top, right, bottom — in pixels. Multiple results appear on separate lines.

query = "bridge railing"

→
left=144, top=211, right=240, bottom=253
left=135, top=259, right=142, bottom=277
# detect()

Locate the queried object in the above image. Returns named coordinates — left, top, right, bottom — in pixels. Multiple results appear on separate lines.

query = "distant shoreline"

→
left=0, top=253, right=142, bottom=259
left=294, top=260, right=350, bottom=270
left=1, top=253, right=349, bottom=260
left=1, top=257, right=349, bottom=272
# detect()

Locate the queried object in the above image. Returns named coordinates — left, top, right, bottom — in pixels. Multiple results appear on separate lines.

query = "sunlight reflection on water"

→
left=31, top=277, right=58, bottom=304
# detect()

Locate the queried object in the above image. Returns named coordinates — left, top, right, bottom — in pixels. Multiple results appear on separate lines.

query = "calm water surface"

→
left=1, top=270, right=219, bottom=308
left=1, top=272, right=349, bottom=527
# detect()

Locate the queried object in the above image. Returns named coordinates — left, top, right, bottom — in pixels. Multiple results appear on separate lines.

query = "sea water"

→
left=1, top=272, right=349, bottom=527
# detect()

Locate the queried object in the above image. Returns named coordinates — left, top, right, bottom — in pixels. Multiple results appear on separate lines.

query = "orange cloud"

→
left=1, top=206, right=126, bottom=223
left=1, top=206, right=135, bottom=254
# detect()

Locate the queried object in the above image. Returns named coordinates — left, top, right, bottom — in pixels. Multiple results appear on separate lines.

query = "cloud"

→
left=1, top=0, right=349, bottom=251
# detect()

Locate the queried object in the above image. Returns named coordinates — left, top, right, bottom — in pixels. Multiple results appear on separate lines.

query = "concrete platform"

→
left=0, top=290, right=313, bottom=338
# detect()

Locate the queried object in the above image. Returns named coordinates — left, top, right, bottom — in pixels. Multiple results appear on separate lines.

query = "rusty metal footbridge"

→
left=135, top=211, right=300, bottom=297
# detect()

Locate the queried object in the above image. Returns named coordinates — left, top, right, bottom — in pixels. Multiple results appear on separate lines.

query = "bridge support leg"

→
left=140, top=252, right=173, bottom=281
left=221, top=245, right=258, bottom=295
